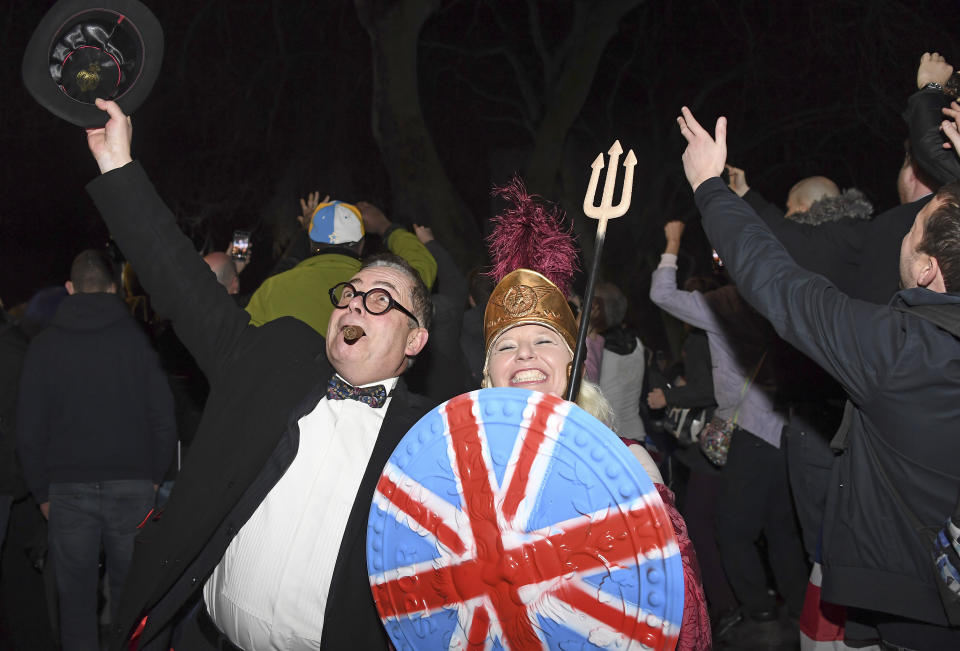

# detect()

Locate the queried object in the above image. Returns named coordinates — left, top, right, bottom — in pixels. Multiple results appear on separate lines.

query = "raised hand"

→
left=86, top=98, right=133, bottom=174
left=663, top=220, right=685, bottom=256
left=412, top=223, right=434, bottom=244
left=226, top=242, right=252, bottom=274
left=917, top=52, right=953, bottom=89
left=677, top=106, right=727, bottom=192
left=942, top=101, right=960, bottom=154
left=357, top=201, right=391, bottom=237
left=297, top=191, right=329, bottom=229
left=664, top=220, right=686, bottom=244
left=725, top=164, right=749, bottom=197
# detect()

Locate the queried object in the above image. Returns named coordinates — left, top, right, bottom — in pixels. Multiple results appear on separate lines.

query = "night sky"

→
left=2, top=0, right=958, bottom=350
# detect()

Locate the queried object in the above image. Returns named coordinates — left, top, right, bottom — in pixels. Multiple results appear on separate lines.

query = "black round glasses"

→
left=328, top=282, right=420, bottom=326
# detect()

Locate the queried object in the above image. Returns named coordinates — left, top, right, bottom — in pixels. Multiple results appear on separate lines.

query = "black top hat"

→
left=22, top=0, right=163, bottom=128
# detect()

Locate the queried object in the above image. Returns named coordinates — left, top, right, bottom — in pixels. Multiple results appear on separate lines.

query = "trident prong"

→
left=583, top=140, right=637, bottom=221
left=582, top=153, right=605, bottom=217
left=567, top=139, right=636, bottom=402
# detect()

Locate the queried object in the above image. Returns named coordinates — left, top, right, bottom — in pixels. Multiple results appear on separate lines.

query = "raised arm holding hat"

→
left=85, top=99, right=435, bottom=651
left=22, top=0, right=164, bottom=127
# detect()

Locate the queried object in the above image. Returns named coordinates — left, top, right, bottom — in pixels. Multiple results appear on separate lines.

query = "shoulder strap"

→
left=731, top=349, right=766, bottom=425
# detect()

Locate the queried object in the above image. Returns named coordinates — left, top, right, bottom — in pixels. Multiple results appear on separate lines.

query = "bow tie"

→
left=326, top=376, right=389, bottom=408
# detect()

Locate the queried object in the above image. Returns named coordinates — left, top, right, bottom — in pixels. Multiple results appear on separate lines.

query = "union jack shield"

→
left=367, top=388, right=684, bottom=650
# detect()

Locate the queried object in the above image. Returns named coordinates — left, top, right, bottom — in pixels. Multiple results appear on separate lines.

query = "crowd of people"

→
left=1, top=51, right=960, bottom=651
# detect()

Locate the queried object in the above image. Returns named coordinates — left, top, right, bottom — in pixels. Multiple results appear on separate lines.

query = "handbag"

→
left=699, top=415, right=737, bottom=466
left=699, top=351, right=766, bottom=466
left=664, top=406, right=712, bottom=447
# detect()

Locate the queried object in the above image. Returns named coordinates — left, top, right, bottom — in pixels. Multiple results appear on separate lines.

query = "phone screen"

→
left=232, top=230, right=251, bottom=260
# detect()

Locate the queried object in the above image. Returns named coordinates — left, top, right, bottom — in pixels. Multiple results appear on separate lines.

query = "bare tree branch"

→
left=420, top=41, right=541, bottom=120
left=525, top=0, right=554, bottom=82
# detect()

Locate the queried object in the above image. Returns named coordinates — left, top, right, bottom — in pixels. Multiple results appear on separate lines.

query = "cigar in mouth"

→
left=342, top=325, right=365, bottom=344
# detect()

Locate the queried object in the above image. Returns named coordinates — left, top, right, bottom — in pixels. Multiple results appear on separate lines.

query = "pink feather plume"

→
left=486, top=177, right=579, bottom=296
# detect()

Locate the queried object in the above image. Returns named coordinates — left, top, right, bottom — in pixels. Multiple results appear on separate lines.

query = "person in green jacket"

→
left=245, top=198, right=437, bottom=336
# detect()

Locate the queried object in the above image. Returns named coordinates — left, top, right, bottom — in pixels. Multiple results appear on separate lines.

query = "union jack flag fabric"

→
left=367, top=388, right=684, bottom=650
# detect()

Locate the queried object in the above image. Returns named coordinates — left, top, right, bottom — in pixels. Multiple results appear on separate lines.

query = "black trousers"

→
left=715, top=427, right=809, bottom=615
left=672, top=446, right=738, bottom=614
left=784, top=403, right=840, bottom=562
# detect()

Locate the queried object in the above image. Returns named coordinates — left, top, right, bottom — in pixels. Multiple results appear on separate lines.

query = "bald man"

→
left=784, top=176, right=840, bottom=217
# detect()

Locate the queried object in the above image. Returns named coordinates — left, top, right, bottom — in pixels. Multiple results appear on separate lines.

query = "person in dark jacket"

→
left=907, top=52, right=960, bottom=189
left=85, top=99, right=436, bottom=651
left=723, top=165, right=875, bottom=562
left=403, top=224, right=476, bottom=401
left=678, top=106, right=960, bottom=650
left=16, top=249, right=177, bottom=651
left=725, top=167, right=875, bottom=297
left=849, top=51, right=956, bottom=306
left=0, top=303, right=27, bottom=549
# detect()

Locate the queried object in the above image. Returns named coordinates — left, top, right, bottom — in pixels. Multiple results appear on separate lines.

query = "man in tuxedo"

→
left=84, top=99, right=433, bottom=650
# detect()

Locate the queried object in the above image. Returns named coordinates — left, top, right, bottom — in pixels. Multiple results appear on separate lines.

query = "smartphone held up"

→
left=231, top=230, right=251, bottom=261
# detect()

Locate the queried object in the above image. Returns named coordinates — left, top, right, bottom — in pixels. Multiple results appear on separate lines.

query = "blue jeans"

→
left=48, top=480, right=155, bottom=651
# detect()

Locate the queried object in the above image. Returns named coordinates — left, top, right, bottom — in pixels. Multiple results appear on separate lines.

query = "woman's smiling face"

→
left=487, top=324, right=572, bottom=397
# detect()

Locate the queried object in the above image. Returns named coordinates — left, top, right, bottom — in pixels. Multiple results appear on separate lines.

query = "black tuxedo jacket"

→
left=88, top=162, right=433, bottom=650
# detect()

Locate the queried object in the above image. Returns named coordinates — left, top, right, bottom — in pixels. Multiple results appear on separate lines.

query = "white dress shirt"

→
left=203, top=376, right=398, bottom=650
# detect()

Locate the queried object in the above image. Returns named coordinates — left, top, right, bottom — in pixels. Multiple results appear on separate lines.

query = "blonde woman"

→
left=481, top=179, right=710, bottom=650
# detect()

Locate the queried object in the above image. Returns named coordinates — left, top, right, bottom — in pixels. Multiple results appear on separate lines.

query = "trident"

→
left=566, top=140, right=637, bottom=401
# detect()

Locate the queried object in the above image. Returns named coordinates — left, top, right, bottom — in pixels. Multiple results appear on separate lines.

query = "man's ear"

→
left=918, top=255, right=946, bottom=292
left=65, top=280, right=76, bottom=295
left=405, top=328, right=428, bottom=357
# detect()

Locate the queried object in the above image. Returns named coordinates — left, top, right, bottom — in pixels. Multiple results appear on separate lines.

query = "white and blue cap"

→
left=309, top=201, right=365, bottom=245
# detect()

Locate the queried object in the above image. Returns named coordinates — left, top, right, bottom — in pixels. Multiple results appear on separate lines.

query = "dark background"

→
left=2, top=0, right=957, bottom=353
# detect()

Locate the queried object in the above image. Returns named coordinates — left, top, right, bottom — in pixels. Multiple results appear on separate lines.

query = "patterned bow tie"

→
left=326, top=376, right=389, bottom=408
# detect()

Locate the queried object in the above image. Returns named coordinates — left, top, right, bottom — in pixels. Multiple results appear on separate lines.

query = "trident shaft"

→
left=566, top=140, right=636, bottom=402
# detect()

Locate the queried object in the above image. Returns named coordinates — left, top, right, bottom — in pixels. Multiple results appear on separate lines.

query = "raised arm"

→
left=942, top=101, right=960, bottom=156
left=415, top=224, right=467, bottom=306
left=358, top=202, right=437, bottom=289
left=649, top=220, right=722, bottom=333
left=906, top=53, right=960, bottom=186
left=677, top=107, right=899, bottom=404
left=726, top=164, right=785, bottom=223
left=85, top=100, right=250, bottom=381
